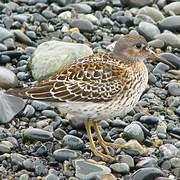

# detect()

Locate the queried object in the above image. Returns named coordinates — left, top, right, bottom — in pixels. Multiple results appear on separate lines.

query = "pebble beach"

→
left=0, top=0, right=180, bottom=179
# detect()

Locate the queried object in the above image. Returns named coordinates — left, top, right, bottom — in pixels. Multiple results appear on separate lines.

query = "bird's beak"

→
left=146, top=48, right=176, bottom=69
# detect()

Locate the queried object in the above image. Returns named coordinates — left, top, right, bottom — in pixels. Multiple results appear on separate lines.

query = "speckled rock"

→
left=31, top=40, right=93, bottom=81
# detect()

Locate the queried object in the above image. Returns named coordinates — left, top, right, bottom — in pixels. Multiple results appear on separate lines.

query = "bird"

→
left=6, top=34, right=171, bottom=160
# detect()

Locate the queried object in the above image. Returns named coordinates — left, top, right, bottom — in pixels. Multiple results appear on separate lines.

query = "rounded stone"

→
left=0, top=67, right=18, bottom=89
left=62, top=135, right=84, bottom=150
left=167, top=83, right=180, bottom=96
left=124, top=123, right=144, bottom=143
left=23, top=128, right=53, bottom=142
left=53, top=149, right=78, bottom=162
left=138, top=22, right=160, bottom=41
left=159, top=144, right=178, bottom=158
left=31, top=40, right=93, bottom=81
left=163, top=2, right=180, bottom=15
left=138, top=6, right=164, bottom=22
left=110, top=163, right=130, bottom=174
left=22, top=105, right=35, bottom=118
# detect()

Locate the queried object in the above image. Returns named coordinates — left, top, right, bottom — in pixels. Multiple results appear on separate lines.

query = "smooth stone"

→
left=117, top=155, right=134, bottom=168
left=124, top=123, right=144, bottom=143
left=44, top=174, right=59, bottom=180
left=70, top=31, right=88, bottom=43
left=58, top=11, right=72, bottom=21
left=138, top=22, right=160, bottom=41
left=0, top=43, right=7, bottom=51
left=163, top=2, right=180, bottom=15
left=0, top=67, right=18, bottom=89
left=136, top=157, right=157, bottom=168
left=0, top=144, right=11, bottom=153
left=31, top=101, right=50, bottom=111
left=23, top=128, right=53, bottom=142
left=172, top=127, right=180, bottom=136
left=0, top=55, right=11, bottom=63
left=170, top=158, right=180, bottom=168
left=121, top=0, right=153, bottom=7
left=167, top=97, right=180, bottom=107
left=155, top=32, right=180, bottom=48
left=134, top=14, right=156, bottom=25
left=159, top=144, right=178, bottom=158
left=69, top=19, right=95, bottom=32
left=74, top=159, right=111, bottom=180
left=22, top=105, right=35, bottom=118
left=42, top=10, right=56, bottom=19
left=41, top=110, right=57, bottom=118
left=12, top=30, right=36, bottom=46
left=0, top=27, right=14, bottom=42
left=0, top=91, right=26, bottom=124
left=138, top=6, right=164, bottom=22
left=139, top=116, right=159, bottom=125
left=19, top=174, right=29, bottom=180
left=153, top=62, right=170, bottom=75
left=158, top=16, right=180, bottom=31
left=148, top=39, right=164, bottom=48
left=23, top=159, right=35, bottom=171
left=148, top=72, right=157, bottom=84
left=68, top=3, right=92, bottom=14
left=13, top=14, right=31, bottom=23
left=110, top=163, right=129, bottom=174
left=31, top=40, right=93, bottom=81
left=167, top=83, right=180, bottom=96
left=62, top=135, right=84, bottom=150
left=53, top=149, right=78, bottom=162
left=159, top=53, right=180, bottom=70
left=130, top=167, right=166, bottom=180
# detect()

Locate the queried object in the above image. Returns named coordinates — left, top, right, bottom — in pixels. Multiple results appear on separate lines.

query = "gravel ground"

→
left=0, top=0, right=180, bottom=180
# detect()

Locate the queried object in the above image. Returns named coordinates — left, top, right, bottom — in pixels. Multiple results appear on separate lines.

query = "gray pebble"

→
left=53, top=149, right=78, bottom=162
left=22, top=104, right=35, bottom=117
left=42, top=110, right=57, bottom=118
left=0, top=144, right=11, bottom=154
left=110, top=163, right=130, bottom=174
left=0, top=27, right=14, bottom=42
left=159, top=144, right=179, bottom=158
left=153, top=62, right=170, bottom=75
left=23, top=159, right=35, bottom=171
left=23, top=128, right=53, bottom=142
left=163, top=2, right=180, bottom=15
left=62, top=135, right=84, bottom=150
left=44, top=174, right=59, bottom=180
left=136, top=157, right=157, bottom=168
left=148, top=39, right=164, bottom=48
left=167, top=83, right=180, bottom=96
left=117, top=154, right=134, bottom=168
left=31, top=100, right=50, bottom=111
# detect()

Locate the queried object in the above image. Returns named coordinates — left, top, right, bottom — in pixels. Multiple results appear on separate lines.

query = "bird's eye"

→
left=135, top=43, right=141, bottom=49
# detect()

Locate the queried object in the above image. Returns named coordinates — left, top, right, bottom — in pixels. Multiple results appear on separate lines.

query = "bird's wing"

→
left=8, top=54, right=128, bottom=103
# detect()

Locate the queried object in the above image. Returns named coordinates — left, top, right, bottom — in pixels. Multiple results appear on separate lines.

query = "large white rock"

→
left=30, top=40, right=93, bottom=81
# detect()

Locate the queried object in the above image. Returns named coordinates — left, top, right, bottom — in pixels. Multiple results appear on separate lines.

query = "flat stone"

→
left=121, top=0, right=153, bottom=7
left=0, top=91, right=26, bottom=124
left=68, top=3, right=92, bottom=14
left=30, top=40, right=93, bottom=81
left=110, top=163, right=129, bottom=174
left=159, top=144, right=179, bottom=158
left=134, top=14, right=156, bottom=25
left=148, top=39, right=164, bottom=48
left=74, top=159, right=111, bottom=180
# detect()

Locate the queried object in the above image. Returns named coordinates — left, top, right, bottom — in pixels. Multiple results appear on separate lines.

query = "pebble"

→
left=139, top=116, right=159, bottom=125
left=148, top=39, right=164, bottom=48
left=44, top=174, right=59, bottom=180
left=22, top=105, right=35, bottom=117
left=138, top=6, right=164, bottom=22
left=31, top=100, right=50, bottom=111
left=138, top=22, right=160, bottom=41
left=153, top=62, right=170, bottom=75
left=0, top=144, right=11, bottom=154
left=110, top=162, right=130, bottom=174
left=159, top=144, right=179, bottom=158
left=69, top=19, right=95, bottom=32
left=0, top=27, right=14, bottom=42
left=134, top=14, right=156, bottom=25
left=123, top=123, right=144, bottom=143
left=62, top=135, right=84, bottom=150
left=167, top=83, right=180, bottom=96
left=68, top=3, right=92, bottom=14
left=170, top=158, right=180, bottom=168
left=23, top=128, right=53, bottom=142
left=74, top=159, right=111, bottom=180
left=130, top=167, right=166, bottom=180
left=0, top=66, right=18, bottom=89
left=158, top=16, right=180, bottom=31
left=31, top=40, right=93, bottom=81
left=53, top=149, right=78, bottom=162
left=163, top=2, right=180, bottom=15
left=41, top=110, right=58, bottom=118
left=0, top=91, right=26, bottom=124
left=121, top=0, right=153, bottom=7
left=155, top=32, right=180, bottom=48
left=136, top=157, right=157, bottom=168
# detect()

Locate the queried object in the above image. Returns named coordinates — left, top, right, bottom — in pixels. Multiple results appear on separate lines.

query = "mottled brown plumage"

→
left=6, top=34, right=167, bottom=160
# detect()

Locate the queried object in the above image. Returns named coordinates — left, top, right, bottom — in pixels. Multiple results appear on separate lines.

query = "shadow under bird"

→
left=6, top=34, right=173, bottom=160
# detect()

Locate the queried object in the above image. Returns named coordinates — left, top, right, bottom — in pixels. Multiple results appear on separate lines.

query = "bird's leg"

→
left=93, top=121, right=125, bottom=149
left=85, top=120, right=114, bottom=161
